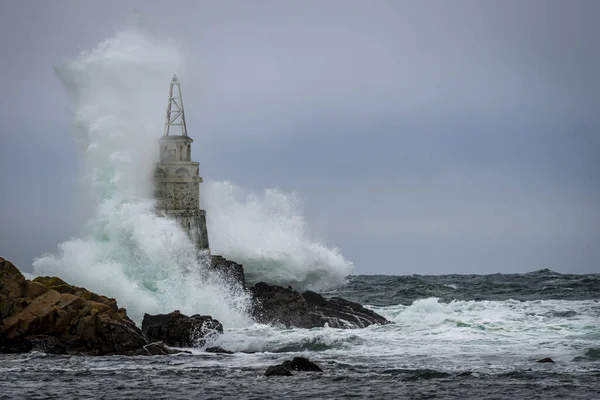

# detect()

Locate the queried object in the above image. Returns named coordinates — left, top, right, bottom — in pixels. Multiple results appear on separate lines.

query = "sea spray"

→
left=32, top=29, right=250, bottom=326
left=204, top=181, right=354, bottom=290
left=32, top=28, right=354, bottom=324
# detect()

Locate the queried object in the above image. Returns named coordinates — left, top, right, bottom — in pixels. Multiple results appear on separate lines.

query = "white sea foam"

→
left=207, top=298, right=600, bottom=372
left=32, top=28, right=353, bottom=324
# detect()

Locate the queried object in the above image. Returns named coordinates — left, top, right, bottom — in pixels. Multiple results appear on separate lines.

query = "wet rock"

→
left=249, top=283, right=323, bottom=328
left=0, top=335, right=69, bottom=355
left=264, top=364, right=293, bottom=376
left=0, top=257, right=168, bottom=356
left=282, top=357, right=323, bottom=372
left=142, top=310, right=223, bottom=347
left=536, top=357, right=555, bottom=363
left=208, top=255, right=245, bottom=288
left=307, top=293, right=390, bottom=328
left=249, top=282, right=389, bottom=328
left=33, top=276, right=121, bottom=312
left=205, top=346, right=234, bottom=354
left=301, top=290, right=328, bottom=307
left=27, top=335, right=68, bottom=355
left=264, top=357, right=322, bottom=376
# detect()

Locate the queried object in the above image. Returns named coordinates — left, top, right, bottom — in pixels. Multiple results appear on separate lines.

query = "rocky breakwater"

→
left=0, top=257, right=174, bottom=355
left=1, top=253, right=389, bottom=356
left=250, top=282, right=390, bottom=328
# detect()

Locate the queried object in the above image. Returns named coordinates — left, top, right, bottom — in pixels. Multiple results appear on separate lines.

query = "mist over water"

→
left=31, top=28, right=353, bottom=324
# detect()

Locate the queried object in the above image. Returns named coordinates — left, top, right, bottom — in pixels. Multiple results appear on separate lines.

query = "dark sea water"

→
left=2, top=270, right=599, bottom=399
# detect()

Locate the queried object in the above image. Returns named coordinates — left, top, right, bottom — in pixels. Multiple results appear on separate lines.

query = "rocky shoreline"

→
left=0, top=256, right=389, bottom=357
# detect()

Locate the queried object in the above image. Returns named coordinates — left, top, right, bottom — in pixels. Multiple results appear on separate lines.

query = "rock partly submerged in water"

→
left=282, top=356, right=323, bottom=372
left=205, top=346, right=234, bottom=354
left=142, top=310, right=223, bottom=347
left=0, top=257, right=178, bottom=356
left=208, top=255, right=246, bottom=288
left=536, top=357, right=556, bottom=364
left=264, top=364, right=293, bottom=376
left=264, top=357, right=323, bottom=376
left=249, top=282, right=390, bottom=328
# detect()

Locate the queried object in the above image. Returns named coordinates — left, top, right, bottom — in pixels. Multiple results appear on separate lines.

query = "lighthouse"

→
left=154, top=75, right=210, bottom=252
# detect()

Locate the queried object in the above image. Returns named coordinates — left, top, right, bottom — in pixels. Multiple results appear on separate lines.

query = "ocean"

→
left=2, top=270, right=599, bottom=399
left=2, top=29, right=598, bottom=400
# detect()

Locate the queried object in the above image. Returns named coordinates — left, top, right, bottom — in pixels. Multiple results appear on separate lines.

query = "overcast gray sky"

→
left=1, top=0, right=599, bottom=275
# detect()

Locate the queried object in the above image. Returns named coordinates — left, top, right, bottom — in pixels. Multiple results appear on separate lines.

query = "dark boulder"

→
left=264, top=357, right=322, bottom=376
left=249, top=282, right=389, bottom=328
left=264, top=364, right=293, bottom=377
left=536, top=357, right=555, bottom=364
left=208, top=255, right=245, bottom=288
left=301, top=290, right=328, bottom=307
left=249, top=283, right=323, bottom=328
left=306, top=292, right=390, bottom=328
left=0, top=257, right=178, bottom=356
left=142, top=310, right=223, bottom=347
left=282, top=357, right=323, bottom=372
left=205, top=346, right=234, bottom=354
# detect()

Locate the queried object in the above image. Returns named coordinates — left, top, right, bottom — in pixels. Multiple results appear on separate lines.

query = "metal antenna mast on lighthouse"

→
left=163, top=75, right=188, bottom=136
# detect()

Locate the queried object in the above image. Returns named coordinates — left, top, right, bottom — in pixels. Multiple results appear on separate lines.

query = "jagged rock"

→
left=0, top=257, right=173, bottom=356
left=264, top=364, right=293, bottom=376
left=249, top=282, right=389, bottom=328
left=301, top=290, right=328, bottom=307
left=536, top=357, right=555, bottom=363
left=33, top=276, right=122, bottom=313
left=205, top=346, right=234, bottom=354
left=311, top=294, right=390, bottom=328
left=282, top=357, right=323, bottom=372
left=208, top=255, right=245, bottom=288
left=249, top=283, right=323, bottom=328
left=264, top=357, right=322, bottom=376
left=141, top=310, right=222, bottom=347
